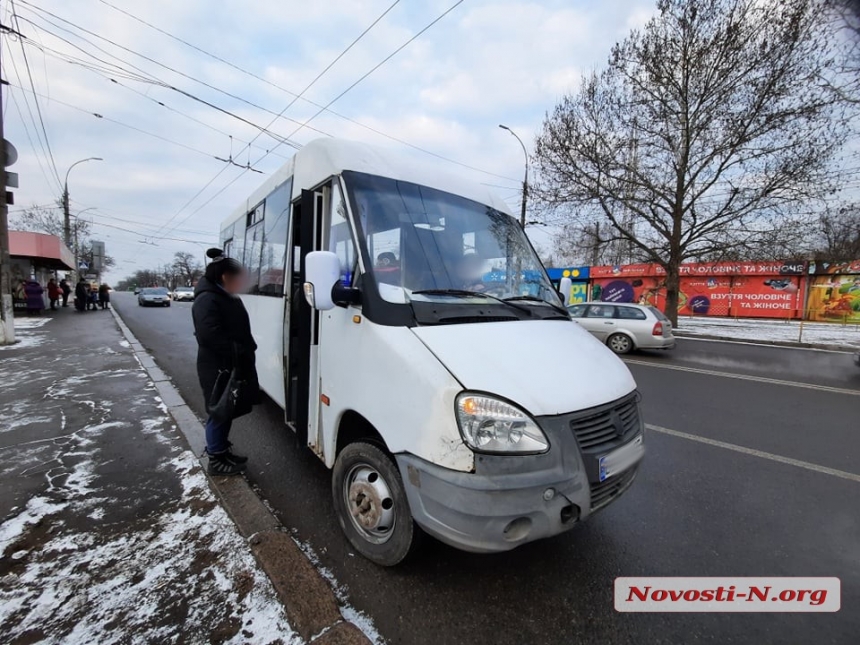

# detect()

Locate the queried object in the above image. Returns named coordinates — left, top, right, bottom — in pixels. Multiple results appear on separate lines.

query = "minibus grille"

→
left=590, top=466, right=638, bottom=511
left=569, top=393, right=640, bottom=451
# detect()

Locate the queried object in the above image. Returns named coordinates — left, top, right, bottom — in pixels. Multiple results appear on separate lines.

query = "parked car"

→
left=133, top=287, right=140, bottom=295
left=138, top=287, right=171, bottom=307
left=172, top=286, right=195, bottom=302
left=567, top=302, right=675, bottom=354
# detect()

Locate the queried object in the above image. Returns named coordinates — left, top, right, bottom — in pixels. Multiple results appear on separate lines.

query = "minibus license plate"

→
left=599, top=434, right=644, bottom=482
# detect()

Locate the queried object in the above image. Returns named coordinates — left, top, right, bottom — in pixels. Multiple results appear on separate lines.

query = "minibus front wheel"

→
left=332, top=442, right=422, bottom=566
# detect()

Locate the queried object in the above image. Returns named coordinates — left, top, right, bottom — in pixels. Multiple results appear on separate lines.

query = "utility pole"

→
left=0, top=30, right=15, bottom=345
left=63, top=157, right=102, bottom=252
left=63, top=185, right=70, bottom=248
left=499, top=124, right=529, bottom=228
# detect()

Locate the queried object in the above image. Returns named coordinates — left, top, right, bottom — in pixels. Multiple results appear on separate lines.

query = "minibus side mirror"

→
left=304, top=251, right=341, bottom=311
left=558, top=277, right=573, bottom=306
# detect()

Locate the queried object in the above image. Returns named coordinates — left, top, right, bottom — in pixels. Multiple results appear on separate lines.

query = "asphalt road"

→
left=113, top=292, right=860, bottom=645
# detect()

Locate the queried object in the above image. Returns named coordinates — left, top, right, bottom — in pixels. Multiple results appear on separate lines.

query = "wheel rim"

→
left=610, top=335, right=630, bottom=353
left=343, top=463, right=396, bottom=544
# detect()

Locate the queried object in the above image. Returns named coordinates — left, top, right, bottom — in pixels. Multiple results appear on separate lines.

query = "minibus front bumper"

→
left=394, top=404, right=642, bottom=554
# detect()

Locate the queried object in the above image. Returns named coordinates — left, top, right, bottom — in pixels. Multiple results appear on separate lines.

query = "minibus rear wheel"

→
left=332, top=442, right=421, bottom=566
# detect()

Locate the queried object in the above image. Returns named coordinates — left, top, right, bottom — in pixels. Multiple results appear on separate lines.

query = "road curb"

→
left=674, top=330, right=858, bottom=352
left=109, top=307, right=373, bottom=645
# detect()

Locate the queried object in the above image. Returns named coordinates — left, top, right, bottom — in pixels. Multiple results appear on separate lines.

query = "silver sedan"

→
left=138, top=287, right=171, bottom=307
left=567, top=302, right=675, bottom=354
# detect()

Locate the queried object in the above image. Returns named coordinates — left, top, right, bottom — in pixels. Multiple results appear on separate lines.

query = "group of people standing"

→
left=13, top=277, right=110, bottom=314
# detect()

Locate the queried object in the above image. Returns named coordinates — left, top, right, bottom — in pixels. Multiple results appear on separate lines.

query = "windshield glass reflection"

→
left=344, top=171, right=559, bottom=307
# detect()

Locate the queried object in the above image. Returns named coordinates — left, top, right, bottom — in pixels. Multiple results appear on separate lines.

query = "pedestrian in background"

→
left=47, top=278, right=61, bottom=311
left=60, top=278, right=71, bottom=307
left=98, top=284, right=111, bottom=310
left=74, top=279, right=88, bottom=312
left=88, top=284, right=99, bottom=311
left=23, top=280, right=44, bottom=315
left=192, top=248, right=258, bottom=476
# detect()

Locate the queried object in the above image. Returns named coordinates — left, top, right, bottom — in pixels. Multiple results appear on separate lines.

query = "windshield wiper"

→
left=503, top=295, right=569, bottom=317
left=411, top=289, right=533, bottom=316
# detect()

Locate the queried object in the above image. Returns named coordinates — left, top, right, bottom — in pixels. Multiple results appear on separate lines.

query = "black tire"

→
left=164, top=302, right=170, bottom=307
left=607, top=333, right=634, bottom=354
left=332, top=442, right=422, bottom=566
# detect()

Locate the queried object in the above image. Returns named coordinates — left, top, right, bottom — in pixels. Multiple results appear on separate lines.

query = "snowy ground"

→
left=0, top=315, right=52, bottom=350
left=676, top=316, right=860, bottom=348
left=0, top=316, right=300, bottom=645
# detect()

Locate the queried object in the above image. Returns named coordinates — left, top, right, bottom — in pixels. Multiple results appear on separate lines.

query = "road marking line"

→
left=646, top=424, right=860, bottom=483
left=676, top=336, right=854, bottom=355
left=624, top=358, right=860, bottom=396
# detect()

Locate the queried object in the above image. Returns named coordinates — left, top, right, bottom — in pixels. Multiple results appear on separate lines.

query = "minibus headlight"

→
left=455, top=394, right=549, bottom=454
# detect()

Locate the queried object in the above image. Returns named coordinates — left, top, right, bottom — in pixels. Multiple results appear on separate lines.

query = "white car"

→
left=567, top=302, right=675, bottom=354
left=172, top=286, right=195, bottom=302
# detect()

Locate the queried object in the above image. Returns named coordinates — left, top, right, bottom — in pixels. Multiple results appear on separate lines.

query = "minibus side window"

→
left=329, top=184, right=357, bottom=285
left=244, top=203, right=265, bottom=295
left=259, top=179, right=292, bottom=296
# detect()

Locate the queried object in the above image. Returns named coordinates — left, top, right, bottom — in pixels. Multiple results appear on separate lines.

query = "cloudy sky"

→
left=3, top=0, right=657, bottom=278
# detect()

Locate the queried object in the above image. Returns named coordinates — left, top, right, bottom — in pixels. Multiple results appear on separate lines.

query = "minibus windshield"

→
left=344, top=171, right=561, bottom=310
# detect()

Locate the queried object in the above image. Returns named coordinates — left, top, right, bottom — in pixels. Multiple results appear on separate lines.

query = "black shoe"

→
left=226, top=442, right=248, bottom=464
left=207, top=451, right=246, bottom=476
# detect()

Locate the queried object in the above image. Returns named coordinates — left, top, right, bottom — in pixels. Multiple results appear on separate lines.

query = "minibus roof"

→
left=223, top=138, right=515, bottom=229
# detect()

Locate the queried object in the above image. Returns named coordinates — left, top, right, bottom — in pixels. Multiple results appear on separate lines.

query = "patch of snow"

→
left=1, top=433, right=299, bottom=645
left=118, top=339, right=130, bottom=348
left=0, top=414, right=55, bottom=433
left=288, top=533, right=383, bottom=645
left=14, top=317, right=52, bottom=329
left=0, top=332, right=47, bottom=351
left=677, top=316, right=860, bottom=348
left=340, top=606, right=384, bottom=645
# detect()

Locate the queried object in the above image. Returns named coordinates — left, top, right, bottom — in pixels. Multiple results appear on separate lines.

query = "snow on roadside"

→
left=676, top=316, right=860, bottom=348
left=0, top=316, right=52, bottom=351
left=1, top=420, right=300, bottom=645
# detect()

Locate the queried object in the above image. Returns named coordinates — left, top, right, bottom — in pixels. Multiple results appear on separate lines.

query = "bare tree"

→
left=534, top=0, right=850, bottom=323
left=811, top=204, right=860, bottom=260
left=171, top=251, right=203, bottom=286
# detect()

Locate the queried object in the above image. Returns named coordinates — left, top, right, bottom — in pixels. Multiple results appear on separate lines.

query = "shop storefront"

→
left=546, top=266, right=590, bottom=304
left=805, top=259, right=860, bottom=323
left=590, top=261, right=807, bottom=319
left=9, top=231, right=75, bottom=310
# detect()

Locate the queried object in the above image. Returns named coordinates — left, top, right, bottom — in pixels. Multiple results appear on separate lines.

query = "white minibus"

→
left=219, top=138, right=644, bottom=565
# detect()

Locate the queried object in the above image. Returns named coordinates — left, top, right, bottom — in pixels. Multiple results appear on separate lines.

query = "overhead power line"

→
left=7, top=80, right=261, bottom=168
left=162, top=0, right=468, bottom=242
left=256, top=0, right=466, bottom=164
left=16, top=0, right=311, bottom=147
left=95, top=0, right=519, bottom=184
left=9, top=0, right=62, bottom=188
left=151, top=0, right=405, bottom=240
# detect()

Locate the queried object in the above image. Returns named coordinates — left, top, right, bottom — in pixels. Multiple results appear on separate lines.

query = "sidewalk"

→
left=0, top=310, right=297, bottom=644
left=675, top=316, right=860, bottom=350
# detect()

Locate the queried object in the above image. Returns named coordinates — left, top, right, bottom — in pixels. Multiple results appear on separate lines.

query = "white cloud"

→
left=4, top=0, right=658, bottom=278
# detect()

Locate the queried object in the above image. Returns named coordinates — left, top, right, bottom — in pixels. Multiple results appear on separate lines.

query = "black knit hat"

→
left=205, top=248, right=242, bottom=282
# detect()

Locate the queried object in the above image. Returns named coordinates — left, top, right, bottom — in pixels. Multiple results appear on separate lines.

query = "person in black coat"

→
left=74, top=279, right=89, bottom=312
left=192, top=248, right=259, bottom=475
